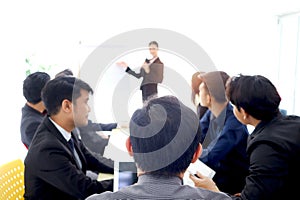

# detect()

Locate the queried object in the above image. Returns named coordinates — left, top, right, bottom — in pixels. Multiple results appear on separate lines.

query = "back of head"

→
left=55, top=68, right=74, bottom=78
left=23, top=72, right=50, bottom=104
left=129, top=95, right=201, bottom=176
left=199, top=71, right=230, bottom=103
left=227, top=75, right=281, bottom=121
left=41, top=76, right=93, bottom=116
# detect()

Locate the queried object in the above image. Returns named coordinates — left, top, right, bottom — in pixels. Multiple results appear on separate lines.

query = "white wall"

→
left=0, top=0, right=299, bottom=165
left=277, top=13, right=300, bottom=115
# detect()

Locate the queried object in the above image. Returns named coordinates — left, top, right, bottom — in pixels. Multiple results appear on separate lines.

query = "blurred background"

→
left=0, top=0, right=299, bottom=165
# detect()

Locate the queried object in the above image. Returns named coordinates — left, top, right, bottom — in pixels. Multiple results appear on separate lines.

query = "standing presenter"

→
left=117, top=41, right=164, bottom=103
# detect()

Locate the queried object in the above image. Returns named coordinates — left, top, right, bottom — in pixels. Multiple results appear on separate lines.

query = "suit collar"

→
left=43, top=117, right=87, bottom=171
left=48, top=117, right=72, bottom=141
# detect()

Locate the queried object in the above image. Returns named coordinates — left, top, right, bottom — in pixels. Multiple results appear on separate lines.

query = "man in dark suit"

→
left=20, top=72, right=50, bottom=148
left=77, top=120, right=117, bottom=155
left=24, top=76, right=113, bottom=200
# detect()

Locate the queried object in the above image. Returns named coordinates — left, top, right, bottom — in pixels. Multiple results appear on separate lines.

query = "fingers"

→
left=195, top=171, right=204, bottom=179
left=189, top=173, right=196, bottom=182
left=189, top=172, right=203, bottom=188
left=234, top=193, right=241, bottom=197
left=189, top=171, right=220, bottom=193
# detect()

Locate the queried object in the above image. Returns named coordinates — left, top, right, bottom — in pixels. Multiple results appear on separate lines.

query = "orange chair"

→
left=0, top=159, right=25, bottom=200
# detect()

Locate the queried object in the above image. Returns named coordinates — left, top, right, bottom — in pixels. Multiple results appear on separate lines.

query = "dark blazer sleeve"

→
left=76, top=121, right=116, bottom=155
left=125, top=66, right=143, bottom=79
left=98, top=123, right=117, bottom=131
left=82, top=120, right=117, bottom=131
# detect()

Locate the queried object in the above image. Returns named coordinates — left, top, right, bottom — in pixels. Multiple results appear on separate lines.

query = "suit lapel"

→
left=43, top=117, right=86, bottom=170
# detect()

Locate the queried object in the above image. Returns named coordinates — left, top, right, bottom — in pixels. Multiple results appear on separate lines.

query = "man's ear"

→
left=191, top=143, right=202, bottom=163
left=125, top=137, right=133, bottom=157
left=240, top=107, right=249, bottom=121
left=61, top=99, right=72, bottom=113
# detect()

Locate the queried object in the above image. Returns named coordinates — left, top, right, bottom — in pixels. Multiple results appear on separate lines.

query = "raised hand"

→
left=116, top=61, right=128, bottom=68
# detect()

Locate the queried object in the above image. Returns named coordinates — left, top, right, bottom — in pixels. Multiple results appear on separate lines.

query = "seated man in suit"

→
left=76, top=120, right=117, bottom=155
left=20, top=72, right=50, bottom=148
left=24, top=76, right=113, bottom=200
left=55, top=68, right=117, bottom=155
left=86, top=96, right=230, bottom=199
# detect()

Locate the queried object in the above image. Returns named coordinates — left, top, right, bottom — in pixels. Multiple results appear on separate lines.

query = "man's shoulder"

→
left=25, top=125, right=67, bottom=167
left=86, top=184, right=144, bottom=199
left=28, top=119, right=62, bottom=149
left=22, top=104, right=43, bottom=116
left=86, top=191, right=114, bottom=200
left=86, top=184, right=231, bottom=200
left=224, top=109, right=247, bottom=131
left=179, top=185, right=231, bottom=199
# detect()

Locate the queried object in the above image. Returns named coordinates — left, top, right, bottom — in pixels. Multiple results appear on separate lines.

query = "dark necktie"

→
left=68, top=138, right=82, bottom=169
left=68, top=138, right=75, bottom=151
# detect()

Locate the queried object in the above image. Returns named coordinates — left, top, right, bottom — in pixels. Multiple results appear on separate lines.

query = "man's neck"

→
left=50, top=115, right=74, bottom=133
left=26, top=102, right=45, bottom=114
left=249, top=118, right=262, bottom=127
left=137, top=169, right=184, bottom=179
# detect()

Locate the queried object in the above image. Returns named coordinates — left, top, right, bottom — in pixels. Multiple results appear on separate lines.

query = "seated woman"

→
left=197, top=71, right=249, bottom=195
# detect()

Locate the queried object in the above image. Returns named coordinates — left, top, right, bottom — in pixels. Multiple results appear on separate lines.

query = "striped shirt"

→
left=86, top=174, right=231, bottom=200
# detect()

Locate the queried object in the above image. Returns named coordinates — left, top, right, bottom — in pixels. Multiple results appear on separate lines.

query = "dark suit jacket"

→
left=20, top=104, right=46, bottom=148
left=126, top=57, right=164, bottom=89
left=24, top=117, right=114, bottom=200
left=77, top=120, right=117, bottom=155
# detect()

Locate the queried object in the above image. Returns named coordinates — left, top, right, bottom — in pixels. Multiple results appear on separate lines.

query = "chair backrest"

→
left=0, top=159, right=25, bottom=200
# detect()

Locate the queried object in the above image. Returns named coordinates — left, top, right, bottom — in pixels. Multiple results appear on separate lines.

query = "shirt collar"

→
left=210, top=103, right=229, bottom=126
left=137, top=174, right=182, bottom=185
left=49, top=117, right=72, bottom=141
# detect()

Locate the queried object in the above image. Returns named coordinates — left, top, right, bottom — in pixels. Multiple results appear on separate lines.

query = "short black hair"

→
left=55, top=68, right=74, bottom=78
left=227, top=75, right=281, bottom=121
left=41, top=76, right=93, bottom=115
left=129, top=95, right=201, bottom=175
left=23, top=72, right=50, bottom=104
left=148, top=41, right=159, bottom=47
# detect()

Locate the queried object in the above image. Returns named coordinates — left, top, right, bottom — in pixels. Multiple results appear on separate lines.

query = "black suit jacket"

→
left=77, top=120, right=117, bottom=155
left=24, top=117, right=113, bottom=200
left=20, top=104, right=46, bottom=148
left=126, top=57, right=164, bottom=89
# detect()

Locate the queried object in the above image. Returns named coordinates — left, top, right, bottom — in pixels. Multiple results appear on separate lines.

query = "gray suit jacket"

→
left=86, top=174, right=231, bottom=200
left=126, top=57, right=164, bottom=89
